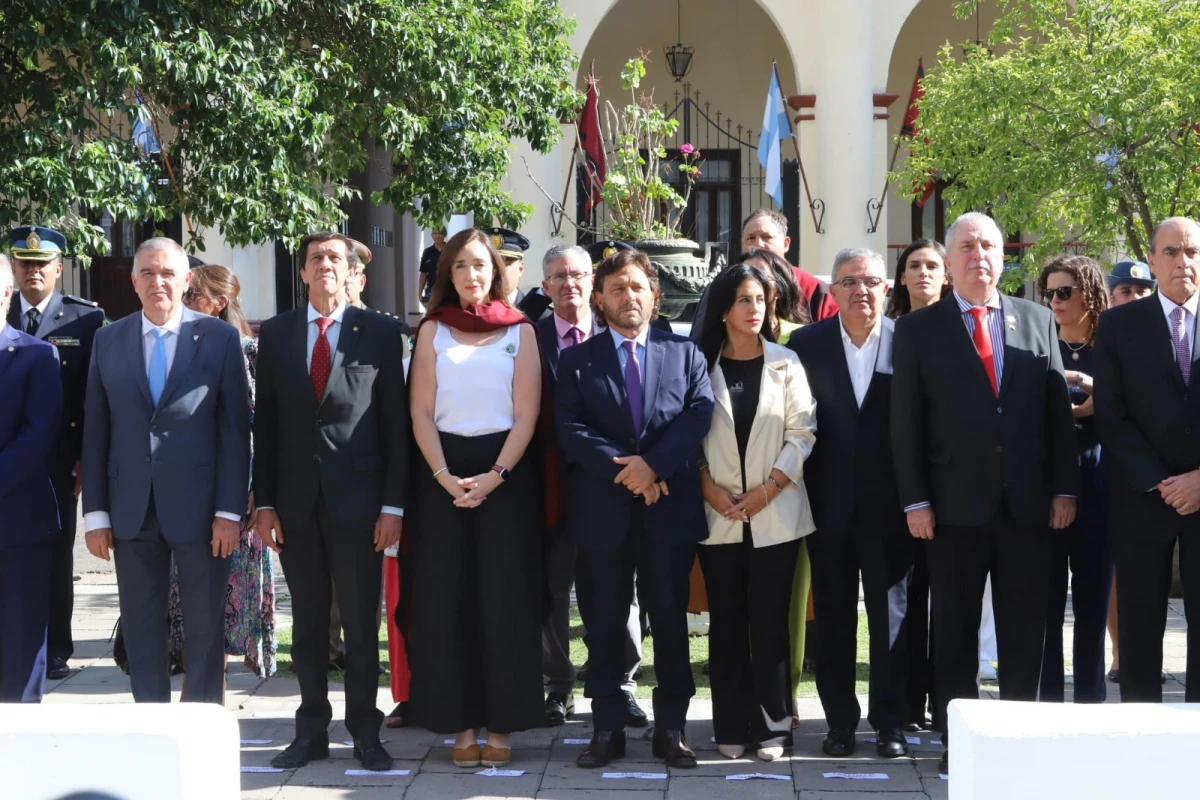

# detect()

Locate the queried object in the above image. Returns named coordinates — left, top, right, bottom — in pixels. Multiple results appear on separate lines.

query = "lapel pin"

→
left=6, top=346, right=13, bottom=352
left=193, top=334, right=199, bottom=341
left=1006, top=315, right=1016, bottom=330
left=56, top=311, right=63, bottom=318
left=353, top=326, right=359, bottom=332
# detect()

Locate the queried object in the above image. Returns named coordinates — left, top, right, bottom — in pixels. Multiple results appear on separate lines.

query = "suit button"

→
left=70, top=421, right=77, bottom=428
left=144, top=456, right=151, bottom=463
left=995, top=446, right=1003, bottom=454
left=62, top=359, right=67, bottom=366
left=997, top=407, right=1002, bottom=414
left=312, top=454, right=321, bottom=462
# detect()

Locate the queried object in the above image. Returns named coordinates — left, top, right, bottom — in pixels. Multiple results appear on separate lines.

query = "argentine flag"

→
left=758, top=66, right=790, bottom=208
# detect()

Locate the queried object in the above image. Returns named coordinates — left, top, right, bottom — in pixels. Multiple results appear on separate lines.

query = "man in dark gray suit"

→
left=253, top=232, right=408, bottom=772
left=82, top=238, right=251, bottom=704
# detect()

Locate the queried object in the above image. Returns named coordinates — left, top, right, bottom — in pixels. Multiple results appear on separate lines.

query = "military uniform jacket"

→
left=6, top=292, right=105, bottom=479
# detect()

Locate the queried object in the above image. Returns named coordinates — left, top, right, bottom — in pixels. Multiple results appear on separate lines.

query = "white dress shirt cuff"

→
left=381, top=506, right=404, bottom=518
left=83, top=511, right=112, bottom=533
left=215, top=511, right=242, bottom=523
left=904, top=502, right=932, bottom=513
left=256, top=506, right=274, bottom=511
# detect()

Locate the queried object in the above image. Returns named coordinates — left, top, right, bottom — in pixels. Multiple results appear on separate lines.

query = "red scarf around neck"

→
left=423, top=300, right=526, bottom=333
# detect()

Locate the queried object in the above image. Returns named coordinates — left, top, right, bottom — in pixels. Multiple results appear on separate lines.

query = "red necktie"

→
left=969, top=306, right=998, bottom=396
left=311, top=316, right=334, bottom=401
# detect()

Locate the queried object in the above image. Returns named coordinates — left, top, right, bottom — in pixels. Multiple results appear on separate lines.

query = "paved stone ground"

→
left=56, top=533, right=1189, bottom=799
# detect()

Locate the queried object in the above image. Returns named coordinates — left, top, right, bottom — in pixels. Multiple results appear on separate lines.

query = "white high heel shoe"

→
left=717, top=744, right=745, bottom=759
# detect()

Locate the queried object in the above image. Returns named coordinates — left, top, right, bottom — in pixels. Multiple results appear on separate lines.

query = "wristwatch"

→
left=490, top=464, right=509, bottom=481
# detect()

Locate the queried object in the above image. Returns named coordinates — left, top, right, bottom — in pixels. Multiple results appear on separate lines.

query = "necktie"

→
left=148, top=329, right=168, bottom=406
left=311, top=316, right=335, bottom=401
left=25, top=308, right=39, bottom=334
left=969, top=306, right=999, bottom=396
left=1172, top=306, right=1191, bottom=385
left=622, top=340, right=644, bottom=436
left=566, top=326, right=583, bottom=347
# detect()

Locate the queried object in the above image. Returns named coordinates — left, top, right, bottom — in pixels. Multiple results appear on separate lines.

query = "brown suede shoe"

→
left=481, top=744, right=511, bottom=767
left=453, top=743, right=482, bottom=767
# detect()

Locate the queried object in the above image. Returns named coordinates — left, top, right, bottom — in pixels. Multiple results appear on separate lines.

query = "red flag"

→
left=579, top=64, right=606, bottom=217
left=901, top=59, right=935, bottom=208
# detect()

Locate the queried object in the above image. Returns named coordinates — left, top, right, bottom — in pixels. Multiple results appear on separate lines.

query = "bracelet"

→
left=762, top=483, right=769, bottom=506
left=768, top=476, right=784, bottom=493
left=432, top=467, right=448, bottom=479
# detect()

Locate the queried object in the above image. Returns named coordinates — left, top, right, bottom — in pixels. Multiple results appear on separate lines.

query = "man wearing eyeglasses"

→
left=537, top=242, right=648, bottom=732
left=891, top=212, right=1078, bottom=774
left=788, top=248, right=912, bottom=760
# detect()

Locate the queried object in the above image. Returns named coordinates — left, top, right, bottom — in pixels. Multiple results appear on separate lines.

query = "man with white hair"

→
left=891, top=212, right=1078, bottom=773
left=81, top=237, right=251, bottom=705
left=0, top=253, right=63, bottom=702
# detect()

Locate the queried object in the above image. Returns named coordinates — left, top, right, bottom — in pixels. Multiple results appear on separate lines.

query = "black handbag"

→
left=111, top=619, right=131, bottom=675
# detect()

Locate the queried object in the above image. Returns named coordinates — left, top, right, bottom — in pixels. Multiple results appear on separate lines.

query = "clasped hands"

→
left=1158, top=469, right=1200, bottom=516
left=613, top=455, right=669, bottom=506
left=438, top=469, right=503, bottom=509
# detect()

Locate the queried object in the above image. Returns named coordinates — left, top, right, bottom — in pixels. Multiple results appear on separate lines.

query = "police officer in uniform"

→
left=6, top=226, right=104, bottom=681
left=484, top=227, right=538, bottom=312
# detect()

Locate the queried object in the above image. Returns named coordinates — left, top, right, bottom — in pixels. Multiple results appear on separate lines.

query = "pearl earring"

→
left=721, top=316, right=727, bottom=322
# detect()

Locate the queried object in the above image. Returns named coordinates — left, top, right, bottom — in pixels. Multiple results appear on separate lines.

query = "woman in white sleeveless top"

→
left=406, top=229, right=544, bottom=769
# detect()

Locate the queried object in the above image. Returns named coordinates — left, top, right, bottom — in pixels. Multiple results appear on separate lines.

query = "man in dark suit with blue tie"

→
left=0, top=254, right=63, bottom=702
left=6, top=226, right=105, bottom=681
left=556, top=248, right=714, bottom=769
left=82, top=238, right=251, bottom=706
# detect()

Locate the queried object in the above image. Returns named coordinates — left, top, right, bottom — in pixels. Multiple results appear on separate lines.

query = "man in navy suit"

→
left=0, top=254, right=63, bottom=702
left=556, top=248, right=714, bottom=769
left=6, top=225, right=105, bottom=680
left=82, top=238, right=251, bottom=705
left=789, top=249, right=911, bottom=759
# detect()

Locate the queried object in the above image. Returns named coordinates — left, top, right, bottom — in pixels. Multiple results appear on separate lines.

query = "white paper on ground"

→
left=341, top=739, right=391, bottom=746
left=240, top=766, right=284, bottom=773
left=823, top=772, right=890, bottom=780
left=863, top=736, right=922, bottom=745
left=562, top=738, right=591, bottom=745
left=726, top=773, right=790, bottom=781
left=444, top=738, right=488, bottom=745
left=941, top=774, right=949, bottom=780
left=602, top=772, right=668, bottom=779
left=240, top=739, right=273, bottom=745
left=477, top=767, right=525, bottom=776
left=345, top=769, right=410, bottom=776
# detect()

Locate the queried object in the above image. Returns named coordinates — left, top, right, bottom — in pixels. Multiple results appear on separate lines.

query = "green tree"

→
left=0, top=0, right=578, bottom=263
left=895, top=0, right=1200, bottom=269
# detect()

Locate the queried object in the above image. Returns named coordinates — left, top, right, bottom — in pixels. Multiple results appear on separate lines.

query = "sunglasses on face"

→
left=1041, top=286, right=1076, bottom=303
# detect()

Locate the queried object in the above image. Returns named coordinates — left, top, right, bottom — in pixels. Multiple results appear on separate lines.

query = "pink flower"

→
left=680, top=143, right=696, bottom=156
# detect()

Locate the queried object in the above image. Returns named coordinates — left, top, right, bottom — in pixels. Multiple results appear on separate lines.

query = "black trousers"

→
left=576, top=509, right=696, bottom=731
left=905, top=536, right=938, bottom=728
left=698, top=533, right=799, bottom=747
left=0, top=541, right=52, bottom=702
left=1040, top=481, right=1111, bottom=703
left=927, top=506, right=1052, bottom=745
left=807, top=520, right=912, bottom=732
left=408, top=431, right=545, bottom=734
left=1114, top=529, right=1200, bottom=702
left=113, top=498, right=230, bottom=704
left=47, top=470, right=77, bottom=663
left=278, top=491, right=384, bottom=740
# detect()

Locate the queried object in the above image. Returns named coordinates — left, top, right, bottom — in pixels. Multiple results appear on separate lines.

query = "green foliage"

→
left=0, top=0, right=579, bottom=265
left=592, top=56, right=700, bottom=241
left=894, top=0, right=1200, bottom=270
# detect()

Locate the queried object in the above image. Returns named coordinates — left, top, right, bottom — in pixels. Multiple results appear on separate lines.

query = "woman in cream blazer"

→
left=696, top=263, right=817, bottom=762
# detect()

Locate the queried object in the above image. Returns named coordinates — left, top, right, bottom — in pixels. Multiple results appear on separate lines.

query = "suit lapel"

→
left=641, top=331, right=664, bottom=436
left=4, top=299, right=19, bottom=332
left=595, top=333, right=632, bottom=434
left=996, top=296, right=1017, bottom=402
left=321, top=306, right=360, bottom=406
left=290, top=310, right=319, bottom=411
left=860, top=317, right=894, bottom=412
left=539, top=317, right=561, bottom=381
left=126, top=314, right=154, bottom=409
left=710, top=354, right=733, bottom=422
left=0, top=327, right=19, bottom=383
left=823, top=318, right=861, bottom=413
left=159, top=312, right=201, bottom=410
left=746, top=346, right=783, bottom=451
left=34, top=293, right=64, bottom=338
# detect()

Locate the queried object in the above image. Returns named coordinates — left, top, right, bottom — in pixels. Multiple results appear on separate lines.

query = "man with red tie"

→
left=891, top=212, right=1078, bottom=774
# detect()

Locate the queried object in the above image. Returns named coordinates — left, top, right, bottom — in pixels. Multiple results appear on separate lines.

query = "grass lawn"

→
left=274, top=610, right=873, bottom=699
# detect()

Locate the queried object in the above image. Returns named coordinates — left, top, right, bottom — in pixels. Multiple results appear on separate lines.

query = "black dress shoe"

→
left=624, top=690, right=648, bottom=728
left=939, top=749, right=949, bottom=774
left=545, top=692, right=575, bottom=726
left=353, top=740, right=394, bottom=771
left=652, top=728, right=697, bottom=768
left=46, top=657, right=70, bottom=681
left=577, top=730, right=626, bottom=768
left=875, top=727, right=910, bottom=758
left=1106, top=668, right=1120, bottom=683
left=821, top=728, right=856, bottom=757
left=271, top=736, right=330, bottom=768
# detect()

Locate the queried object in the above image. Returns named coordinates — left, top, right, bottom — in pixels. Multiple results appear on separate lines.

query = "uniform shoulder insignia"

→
left=64, top=295, right=100, bottom=307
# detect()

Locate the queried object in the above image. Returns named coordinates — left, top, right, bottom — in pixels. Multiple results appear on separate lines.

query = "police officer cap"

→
left=485, top=227, right=530, bottom=261
left=586, top=240, right=635, bottom=267
left=346, top=238, right=372, bottom=268
left=10, top=226, right=67, bottom=262
left=1108, top=260, right=1156, bottom=290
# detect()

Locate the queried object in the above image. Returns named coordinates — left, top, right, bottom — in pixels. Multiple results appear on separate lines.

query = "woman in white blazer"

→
left=696, top=263, right=817, bottom=762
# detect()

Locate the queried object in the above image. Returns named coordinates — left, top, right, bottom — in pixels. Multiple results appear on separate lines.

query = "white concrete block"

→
left=948, top=699, right=1200, bottom=800
left=0, top=703, right=239, bottom=800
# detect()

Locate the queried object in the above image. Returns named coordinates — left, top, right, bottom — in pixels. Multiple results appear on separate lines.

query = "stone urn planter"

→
left=631, top=238, right=725, bottom=321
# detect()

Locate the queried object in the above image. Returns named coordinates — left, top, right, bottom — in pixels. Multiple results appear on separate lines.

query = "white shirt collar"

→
left=19, top=293, right=53, bottom=316
left=838, top=313, right=886, bottom=349
left=1157, top=290, right=1200, bottom=319
left=953, top=288, right=1002, bottom=311
left=608, top=325, right=650, bottom=351
left=141, top=305, right=186, bottom=337
left=308, top=300, right=348, bottom=325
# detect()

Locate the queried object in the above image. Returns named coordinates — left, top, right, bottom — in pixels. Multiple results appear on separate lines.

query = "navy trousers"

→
left=0, top=541, right=52, bottom=702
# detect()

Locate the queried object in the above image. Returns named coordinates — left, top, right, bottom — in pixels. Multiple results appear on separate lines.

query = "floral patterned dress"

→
left=167, top=336, right=277, bottom=677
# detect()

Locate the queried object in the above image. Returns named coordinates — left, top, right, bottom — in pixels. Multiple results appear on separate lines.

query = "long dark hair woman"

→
left=887, top=239, right=949, bottom=318
left=696, top=263, right=817, bottom=761
left=1035, top=254, right=1112, bottom=704
left=734, top=248, right=811, bottom=342
left=406, top=228, right=546, bottom=767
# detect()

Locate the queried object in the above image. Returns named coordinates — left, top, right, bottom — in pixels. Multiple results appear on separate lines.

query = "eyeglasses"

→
left=182, top=288, right=203, bottom=302
left=1041, top=286, right=1076, bottom=303
left=835, top=277, right=885, bottom=291
left=546, top=272, right=593, bottom=286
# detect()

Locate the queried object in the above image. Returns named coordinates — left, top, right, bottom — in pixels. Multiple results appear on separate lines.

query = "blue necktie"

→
left=149, top=329, right=168, bottom=405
